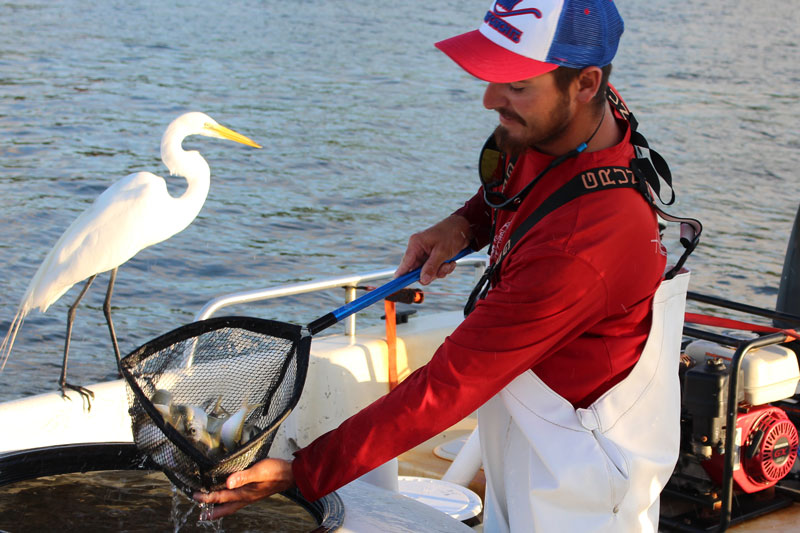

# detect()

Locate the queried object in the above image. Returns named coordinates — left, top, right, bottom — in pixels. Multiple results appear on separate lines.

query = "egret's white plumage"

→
left=0, top=112, right=260, bottom=394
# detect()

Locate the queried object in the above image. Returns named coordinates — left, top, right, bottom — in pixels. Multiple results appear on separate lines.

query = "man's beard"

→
left=493, top=93, right=572, bottom=158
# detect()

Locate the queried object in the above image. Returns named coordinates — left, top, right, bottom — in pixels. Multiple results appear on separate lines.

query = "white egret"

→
left=0, top=112, right=261, bottom=405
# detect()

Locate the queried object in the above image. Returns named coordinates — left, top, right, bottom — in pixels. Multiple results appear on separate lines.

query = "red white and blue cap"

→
left=435, top=0, right=624, bottom=83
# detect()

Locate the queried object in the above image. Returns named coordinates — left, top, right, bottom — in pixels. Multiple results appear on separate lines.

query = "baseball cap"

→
left=435, top=0, right=624, bottom=83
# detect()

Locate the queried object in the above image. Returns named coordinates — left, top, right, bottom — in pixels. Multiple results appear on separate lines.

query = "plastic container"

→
left=684, top=340, right=800, bottom=405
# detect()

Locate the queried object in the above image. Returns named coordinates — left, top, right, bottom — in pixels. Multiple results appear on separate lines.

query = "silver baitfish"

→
left=173, top=404, right=209, bottom=444
left=151, top=389, right=183, bottom=427
left=151, top=389, right=173, bottom=406
left=194, top=426, right=225, bottom=461
left=149, top=391, right=263, bottom=459
left=221, top=401, right=262, bottom=452
left=205, top=396, right=230, bottom=436
left=240, top=422, right=259, bottom=446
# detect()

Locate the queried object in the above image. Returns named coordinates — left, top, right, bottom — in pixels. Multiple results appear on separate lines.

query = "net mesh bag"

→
left=120, top=316, right=310, bottom=495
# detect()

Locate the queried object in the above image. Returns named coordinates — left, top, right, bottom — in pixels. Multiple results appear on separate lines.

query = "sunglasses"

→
left=478, top=134, right=588, bottom=211
left=478, top=134, right=517, bottom=209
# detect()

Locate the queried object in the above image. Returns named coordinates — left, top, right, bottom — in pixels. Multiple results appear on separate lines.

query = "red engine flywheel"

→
left=743, top=408, right=798, bottom=485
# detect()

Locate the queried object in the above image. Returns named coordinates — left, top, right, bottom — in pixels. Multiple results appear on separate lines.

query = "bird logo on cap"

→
left=485, top=1, right=544, bottom=43
left=493, top=0, right=543, bottom=19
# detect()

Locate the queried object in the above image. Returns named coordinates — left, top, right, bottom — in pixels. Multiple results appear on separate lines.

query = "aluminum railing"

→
left=194, top=255, right=489, bottom=337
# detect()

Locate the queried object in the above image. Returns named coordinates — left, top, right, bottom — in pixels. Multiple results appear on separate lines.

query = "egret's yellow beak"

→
left=206, top=123, right=262, bottom=148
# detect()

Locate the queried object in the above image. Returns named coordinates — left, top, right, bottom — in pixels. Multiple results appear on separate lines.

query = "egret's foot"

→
left=61, top=382, right=95, bottom=411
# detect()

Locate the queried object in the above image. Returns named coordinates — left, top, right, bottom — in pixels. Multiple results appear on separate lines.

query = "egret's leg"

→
left=103, top=267, right=122, bottom=375
left=60, top=275, right=96, bottom=408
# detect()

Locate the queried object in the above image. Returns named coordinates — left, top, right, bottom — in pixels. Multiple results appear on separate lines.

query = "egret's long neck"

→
left=160, top=127, right=211, bottom=214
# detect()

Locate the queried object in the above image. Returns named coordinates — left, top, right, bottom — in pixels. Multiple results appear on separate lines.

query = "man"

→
left=196, top=2, right=694, bottom=530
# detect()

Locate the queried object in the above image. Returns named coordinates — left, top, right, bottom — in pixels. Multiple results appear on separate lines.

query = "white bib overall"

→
left=478, top=271, right=690, bottom=532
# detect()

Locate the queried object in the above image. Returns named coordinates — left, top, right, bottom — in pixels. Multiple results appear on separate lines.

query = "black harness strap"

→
left=464, top=166, right=641, bottom=315
left=465, top=89, right=703, bottom=316
left=614, top=90, right=702, bottom=277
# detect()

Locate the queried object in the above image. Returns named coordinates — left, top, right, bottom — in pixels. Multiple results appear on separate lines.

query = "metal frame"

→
left=193, top=256, right=489, bottom=337
left=660, top=292, right=800, bottom=532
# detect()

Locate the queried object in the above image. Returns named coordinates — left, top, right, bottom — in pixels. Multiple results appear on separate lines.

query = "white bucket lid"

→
left=397, top=476, right=482, bottom=522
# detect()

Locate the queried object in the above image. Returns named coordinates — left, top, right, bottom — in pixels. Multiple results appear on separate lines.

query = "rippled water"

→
left=1, top=0, right=799, bottom=404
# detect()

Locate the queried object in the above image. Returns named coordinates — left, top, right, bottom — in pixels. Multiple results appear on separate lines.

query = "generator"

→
left=660, top=304, right=800, bottom=531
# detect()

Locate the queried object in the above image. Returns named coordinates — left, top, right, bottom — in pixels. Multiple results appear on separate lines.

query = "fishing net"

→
left=120, top=316, right=309, bottom=495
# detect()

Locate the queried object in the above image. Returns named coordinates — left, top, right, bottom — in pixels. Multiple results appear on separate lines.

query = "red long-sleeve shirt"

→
left=292, top=99, right=667, bottom=501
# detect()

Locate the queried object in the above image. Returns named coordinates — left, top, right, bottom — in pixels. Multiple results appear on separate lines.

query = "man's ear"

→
left=575, top=66, right=603, bottom=104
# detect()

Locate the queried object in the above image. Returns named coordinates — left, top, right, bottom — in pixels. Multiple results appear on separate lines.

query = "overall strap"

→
left=464, top=165, right=640, bottom=315
left=606, top=89, right=703, bottom=278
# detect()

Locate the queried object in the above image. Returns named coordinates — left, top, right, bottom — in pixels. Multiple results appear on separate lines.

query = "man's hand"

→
left=193, top=458, right=295, bottom=519
left=395, top=215, right=472, bottom=285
